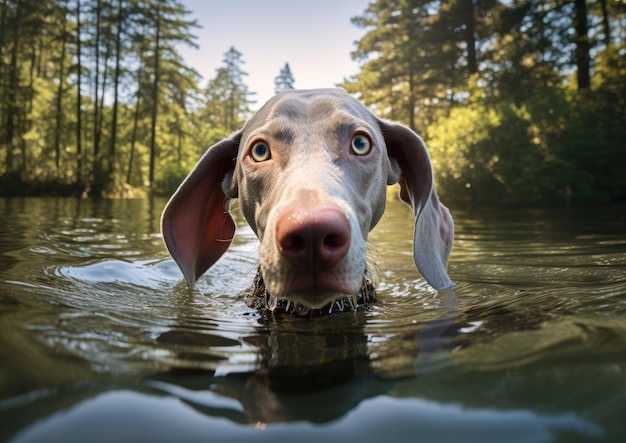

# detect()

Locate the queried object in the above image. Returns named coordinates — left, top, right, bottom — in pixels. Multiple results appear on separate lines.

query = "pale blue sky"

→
left=178, top=0, right=371, bottom=108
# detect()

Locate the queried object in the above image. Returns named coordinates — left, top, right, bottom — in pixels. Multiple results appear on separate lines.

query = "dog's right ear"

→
left=161, top=132, right=241, bottom=289
left=376, top=120, right=454, bottom=290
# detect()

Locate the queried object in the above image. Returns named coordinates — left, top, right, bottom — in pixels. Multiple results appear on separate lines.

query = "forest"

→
left=0, top=0, right=625, bottom=204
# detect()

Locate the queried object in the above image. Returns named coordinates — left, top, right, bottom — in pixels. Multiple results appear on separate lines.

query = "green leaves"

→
left=345, top=0, right=626, bottom=204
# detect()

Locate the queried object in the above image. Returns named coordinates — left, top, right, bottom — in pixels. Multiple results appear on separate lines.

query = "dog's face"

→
left=223, top=90, right=401, bottom=307
left=161, top=88, right=453, bottom=310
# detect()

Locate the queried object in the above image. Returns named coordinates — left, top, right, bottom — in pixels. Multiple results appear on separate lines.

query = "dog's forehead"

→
left=241, top=89, right=378, bottom=143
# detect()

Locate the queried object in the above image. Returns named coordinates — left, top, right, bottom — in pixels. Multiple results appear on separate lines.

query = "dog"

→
left=161, top=88, right=453, bottom=312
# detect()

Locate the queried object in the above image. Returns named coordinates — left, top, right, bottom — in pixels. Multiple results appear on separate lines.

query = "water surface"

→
left=1, top=197, right=625, bottom=442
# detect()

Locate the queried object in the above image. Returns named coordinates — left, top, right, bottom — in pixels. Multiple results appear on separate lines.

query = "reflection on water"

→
left=1, top=197, right=625, bottom=442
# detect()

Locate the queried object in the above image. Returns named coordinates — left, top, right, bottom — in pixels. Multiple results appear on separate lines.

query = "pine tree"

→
left=344, top=0, right=497, bottom=133
left=274, top=62, right=295, bottom=94
left=203, top=46, right=255, bottom=133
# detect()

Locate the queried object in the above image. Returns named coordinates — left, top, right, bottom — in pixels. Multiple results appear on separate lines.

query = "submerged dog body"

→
left=161, top=88, right=453, bottom=309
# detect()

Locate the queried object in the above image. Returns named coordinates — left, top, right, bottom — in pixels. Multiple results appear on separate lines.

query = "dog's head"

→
left=161, top=88, right=453, bottom=308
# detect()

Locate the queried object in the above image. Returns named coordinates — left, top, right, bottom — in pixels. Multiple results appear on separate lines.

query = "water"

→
left=1, top=197, right=625, bottom=442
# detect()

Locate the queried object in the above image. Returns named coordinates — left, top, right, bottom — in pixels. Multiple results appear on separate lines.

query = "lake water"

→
left=1, top=197, right=625, bottom=442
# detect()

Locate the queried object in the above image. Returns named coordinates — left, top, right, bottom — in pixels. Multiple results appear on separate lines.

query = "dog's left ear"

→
left=377, top=119, right=454, bottom=290
left=161, top=132, right=241, bottom=289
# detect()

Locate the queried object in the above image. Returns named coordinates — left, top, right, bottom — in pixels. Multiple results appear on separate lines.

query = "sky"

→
left=177, top=0, right=371, bottom=108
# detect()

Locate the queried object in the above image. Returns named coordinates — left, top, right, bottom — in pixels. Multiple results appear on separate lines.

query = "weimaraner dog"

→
left=161, top=88, right=453, bottom=312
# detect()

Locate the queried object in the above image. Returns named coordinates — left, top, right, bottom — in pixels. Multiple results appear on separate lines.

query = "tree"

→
left=345, top=0, right=626, bottom=204
left=1, top=0, right=624, bottom=202
left=222, top=46, right=254, bottom=131
left=274, top=62, right=295, bottom=94
left=147, top=1, right=161, bottom=190
left=344, top=0, right=493, bottom=132
left=92, top=0, right=101, bottom=163
left=75, top=0, right=83, bottom=185
left=53, top=1, right=69, bottom=170
left=108, top=0, right=123, bottom=177
left=200, top=46, right=254, bottom=133
left=3, top=0, right=22, bottom=174
left=143, top=0, right=199, bottom=191
left=573, top=0, right=590, bottom=90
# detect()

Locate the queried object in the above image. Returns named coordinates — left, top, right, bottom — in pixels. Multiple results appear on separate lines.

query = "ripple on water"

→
left=2, top=199, right=626, bottom=440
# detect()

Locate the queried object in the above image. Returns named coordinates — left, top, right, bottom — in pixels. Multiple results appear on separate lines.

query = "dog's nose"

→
left=276, top=206, right=351, bottom=270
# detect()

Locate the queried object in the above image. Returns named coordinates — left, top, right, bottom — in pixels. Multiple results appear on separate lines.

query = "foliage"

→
left=1, top=0, right=625, bottom=205
left=0, top=0, right=255, bottom=197
left=344, top=0, right=626, bottom=204
left=203, top=46, right=256, bottom=133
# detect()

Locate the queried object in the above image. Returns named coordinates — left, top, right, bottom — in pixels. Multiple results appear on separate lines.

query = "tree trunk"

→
left=97, top=41, right=111, bottom=158
left=109, top=0, right=123, bottom=176
left=407, top=61, right=416, bottom=132
left=0, top=1, right=6, bottom=170
left=22, top=41, right=39, bottom=172
left=54, top=20, right=67, bottom=170
left=0, top=0, right=6, bottom=65
left=148, top=5, right=161, bottom=189
left=4, top=0, right=21, bottom=173
left=76, top=0, right=83, bottom=184
left=599, top=0, right=611, bottom=48
left=93, top=0, right=101, bottom=161
left=176, top=113, right=182, bottom=162
left=463, top=0, right=477, bottom=76
left=27, top=42, right=36, bottom=116
left=127, top=59, right=144, bottom=185
left=573, top=0, right=590, bottom=91
left=227, top=88, right=234, bottom=132
left=126, top=93, right=141, bottom=185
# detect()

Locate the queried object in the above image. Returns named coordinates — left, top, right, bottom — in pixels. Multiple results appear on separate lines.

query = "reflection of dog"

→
left=161, top=88, right=453, bottom=310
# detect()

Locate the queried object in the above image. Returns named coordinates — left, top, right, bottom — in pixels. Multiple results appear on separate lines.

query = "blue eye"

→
left=350, top=134, right=372, bottom=156
left=250, top=141, right=271, bottom=162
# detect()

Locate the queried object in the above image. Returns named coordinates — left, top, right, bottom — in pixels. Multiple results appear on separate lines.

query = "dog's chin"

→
left=263, top=270, right=363, bottom=308
left=249, top=268, right=376, bottom=315
left=284, top=287, right=349, bottom=309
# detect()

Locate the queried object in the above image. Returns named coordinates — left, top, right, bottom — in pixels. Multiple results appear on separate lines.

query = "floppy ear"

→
left=377, top=120, right=454, bottom=290
left=161, top=132, right=241, bottom=289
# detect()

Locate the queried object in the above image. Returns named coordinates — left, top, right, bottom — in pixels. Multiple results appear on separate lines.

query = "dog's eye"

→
left=250, top=141, right=271, bottom=162
left=350, top=134, right=371, bottom=156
